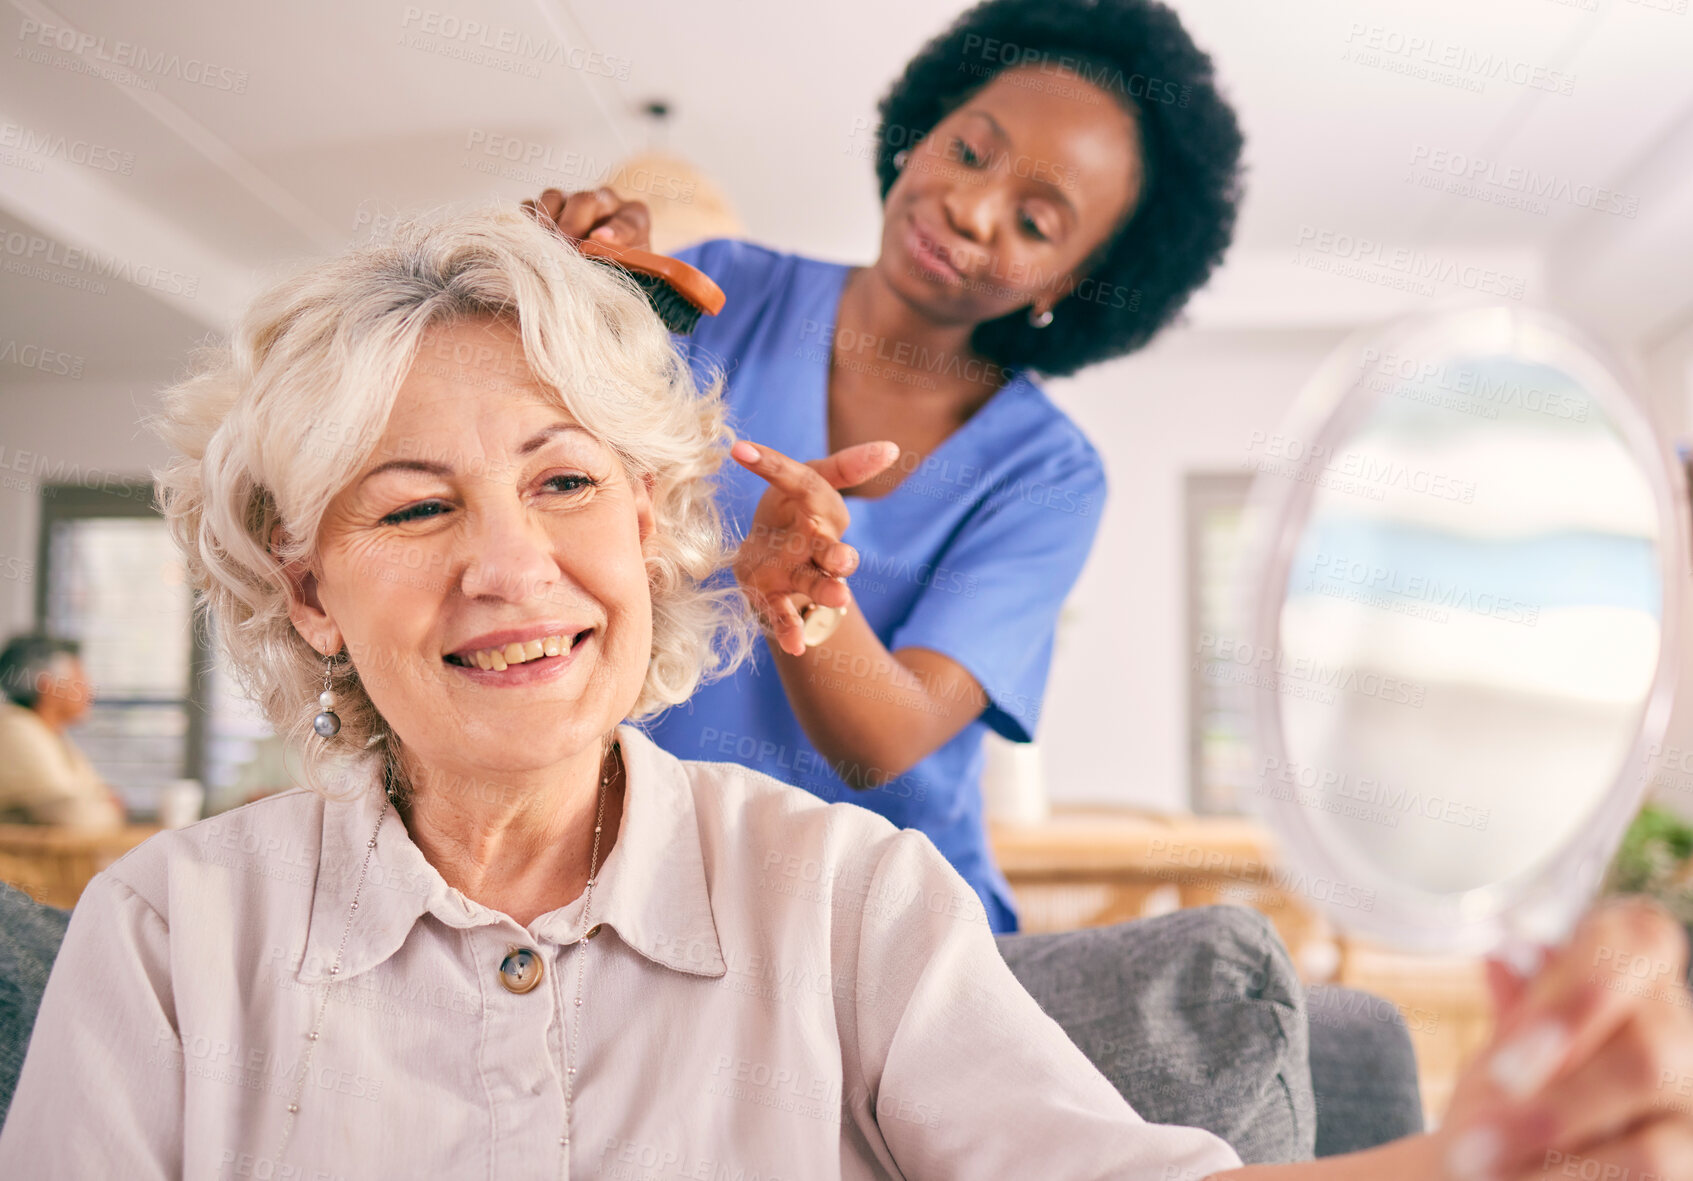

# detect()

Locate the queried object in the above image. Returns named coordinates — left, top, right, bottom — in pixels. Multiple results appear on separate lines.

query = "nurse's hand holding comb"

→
left=729, top=438, right=899, bottom=657
left=522, top=187, right=651, bottom=250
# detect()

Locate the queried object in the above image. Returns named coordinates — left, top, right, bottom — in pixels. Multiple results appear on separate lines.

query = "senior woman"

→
left=4, top=210, right=1693, bottom=1181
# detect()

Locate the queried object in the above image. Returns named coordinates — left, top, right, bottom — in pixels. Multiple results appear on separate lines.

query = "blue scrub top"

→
left=648, top=237, right=1108, bottom=933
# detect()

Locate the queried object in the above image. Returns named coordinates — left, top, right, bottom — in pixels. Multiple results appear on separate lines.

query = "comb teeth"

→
left=631, top=271, right=706, bottom=336
left=578, top=254, right=706, bottom=336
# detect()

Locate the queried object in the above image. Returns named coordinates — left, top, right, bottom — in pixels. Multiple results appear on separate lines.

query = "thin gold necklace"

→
left=272, top=743, right=619, bottom=1168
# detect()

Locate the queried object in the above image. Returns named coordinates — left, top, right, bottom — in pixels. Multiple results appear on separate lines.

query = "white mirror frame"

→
left=1240, top=302, right=1687, bottom=958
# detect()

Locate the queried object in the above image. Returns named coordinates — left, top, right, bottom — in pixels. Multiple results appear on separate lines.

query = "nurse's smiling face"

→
left=877, top=63, right=1144, bottom=328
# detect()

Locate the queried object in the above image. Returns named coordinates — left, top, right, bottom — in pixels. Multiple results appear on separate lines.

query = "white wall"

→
left=0, top=380, right=172, bottom=636
left=1038, top=327, right=1346, bottom=811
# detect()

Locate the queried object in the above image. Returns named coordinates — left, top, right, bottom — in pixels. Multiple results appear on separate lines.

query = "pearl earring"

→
left=312, top=655, right=342, bottom=739
left=1029, top=307, right=1054, bottom=329
left=893, top=149, right=909, bottom=170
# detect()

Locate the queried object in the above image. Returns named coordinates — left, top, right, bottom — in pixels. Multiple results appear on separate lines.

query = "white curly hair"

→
left=152, top=205, right=752, bottom=797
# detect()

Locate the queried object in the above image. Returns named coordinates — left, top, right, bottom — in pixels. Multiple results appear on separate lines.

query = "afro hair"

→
left=874, top=0, right=1246, bottom=378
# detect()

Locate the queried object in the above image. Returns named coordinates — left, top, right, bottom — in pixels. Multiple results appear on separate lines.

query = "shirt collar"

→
left=298, top=723, right=726, bottom=985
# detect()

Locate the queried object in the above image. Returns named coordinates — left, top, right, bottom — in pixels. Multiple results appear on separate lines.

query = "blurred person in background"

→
left=0, top=634, right=124, bottom=828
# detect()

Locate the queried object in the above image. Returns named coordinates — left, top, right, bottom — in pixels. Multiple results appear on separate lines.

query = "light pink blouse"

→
left=0, top=724, right=1243, bottom=1180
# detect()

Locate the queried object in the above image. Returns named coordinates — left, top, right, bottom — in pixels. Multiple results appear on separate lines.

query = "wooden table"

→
left=989, top=807, right=1338, bottom=973
left=0, top=823, right=162, bottom=908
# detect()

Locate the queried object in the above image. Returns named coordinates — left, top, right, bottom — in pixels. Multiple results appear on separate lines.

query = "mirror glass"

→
left=1246, top=305, right=1681, bottom=956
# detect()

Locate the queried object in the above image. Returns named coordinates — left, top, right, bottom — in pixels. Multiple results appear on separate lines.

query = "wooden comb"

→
left=571, top=237, right=726, bottom=336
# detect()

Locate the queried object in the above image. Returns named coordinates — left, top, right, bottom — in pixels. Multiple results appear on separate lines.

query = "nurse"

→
left=531, top=0, right=1243, bottom=932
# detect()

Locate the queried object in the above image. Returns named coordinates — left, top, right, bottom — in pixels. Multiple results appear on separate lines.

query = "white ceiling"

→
left=4, top=0, right=1693, bottom=387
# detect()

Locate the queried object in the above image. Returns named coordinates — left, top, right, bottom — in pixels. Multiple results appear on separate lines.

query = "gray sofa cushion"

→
left=996, top=905, right=1318, bottom=1165
left=0, top=883, right=71, bottom=1127
left=1305, top=983, right=1424, bottom=1157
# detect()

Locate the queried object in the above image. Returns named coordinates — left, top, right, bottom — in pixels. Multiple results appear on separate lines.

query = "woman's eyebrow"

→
left=518, top=422, right=592, bottom=456
left=962, top=108, right=1008, bottom=140
left=356, top=423, right=593, bottom=487
left=358, top=458, right=453, bottom=486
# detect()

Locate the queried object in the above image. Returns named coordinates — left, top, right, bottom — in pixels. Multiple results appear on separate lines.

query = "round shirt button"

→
left=499, top=947, right=544, bottom=994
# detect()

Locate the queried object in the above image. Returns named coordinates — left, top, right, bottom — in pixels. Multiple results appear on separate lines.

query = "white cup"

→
left=980, top=732, right=1050, bottom=825
left=157, top=779, right=205, bottom=829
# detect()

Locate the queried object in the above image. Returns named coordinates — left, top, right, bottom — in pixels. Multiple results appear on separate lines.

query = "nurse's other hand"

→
left=522, top=187, right=652, bottom=251
left=730, top=438, right=899, bottom=657
left=1431, top=896, right=1693, bottom=1180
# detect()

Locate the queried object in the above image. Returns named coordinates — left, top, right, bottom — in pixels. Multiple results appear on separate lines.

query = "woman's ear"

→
left=633, top=471, right=657, bottom=546
left=270, top=521, right=342, bottom=657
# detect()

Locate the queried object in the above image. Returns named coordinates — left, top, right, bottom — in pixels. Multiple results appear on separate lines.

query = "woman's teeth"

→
left=464, top=634, right=572, bottom=671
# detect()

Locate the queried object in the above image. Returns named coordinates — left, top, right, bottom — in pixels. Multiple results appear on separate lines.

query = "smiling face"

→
left=291, top=315, right=655, bottom=783
left=878, top=63, right=1144, bottom=326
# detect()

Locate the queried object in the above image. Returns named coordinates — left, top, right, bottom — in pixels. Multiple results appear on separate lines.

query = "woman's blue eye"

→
left=381, top=501, right=448, bottom=525
left=955, top=138, right=982, bottom=167
left=546, top=474, right=597, bottom=493
left=379, top=475, right=594, bottom=525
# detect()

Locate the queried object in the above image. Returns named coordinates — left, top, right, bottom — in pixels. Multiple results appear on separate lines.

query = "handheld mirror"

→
left=1240, top=303, right=1685, bottom=962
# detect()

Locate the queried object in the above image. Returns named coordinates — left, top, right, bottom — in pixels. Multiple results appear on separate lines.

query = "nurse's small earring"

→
left=893, top=149, right=909, bottom=170
left=312, top=654, right=342, bottom=739
left=1029, top=306, right=1054, bottom=328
